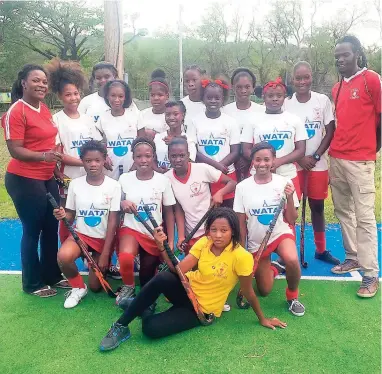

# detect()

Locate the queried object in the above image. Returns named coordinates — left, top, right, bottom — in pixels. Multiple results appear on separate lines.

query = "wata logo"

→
left=134, top=199, right=158, bottom=222
left=305, top=119, right=320, bottom=139
left=107, top=135, right=134, bottom=157
left=78, top=204, right=108, bottom=227
left=157, top=154, right=171, bottom=169
left=198, top=133, right=226, bottom=156
left=249, top=200, right=279, bottom=225
left=71, top=134, right=92, bottom=156
left=259, top=128, right=292, bottom=151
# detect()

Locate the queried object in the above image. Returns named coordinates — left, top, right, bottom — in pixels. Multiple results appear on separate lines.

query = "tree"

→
left=1, top=1, right=103, bottom=61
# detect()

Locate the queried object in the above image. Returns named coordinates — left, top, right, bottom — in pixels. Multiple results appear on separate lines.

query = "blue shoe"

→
left=99, top=323, right=131, bottom=351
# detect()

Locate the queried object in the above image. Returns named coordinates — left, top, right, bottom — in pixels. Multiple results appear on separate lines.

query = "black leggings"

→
left=5, top=172, right=62, bottom=293
left=118, top=271, right=201, bottom=339
left=139, top=247, right=160, bottom=288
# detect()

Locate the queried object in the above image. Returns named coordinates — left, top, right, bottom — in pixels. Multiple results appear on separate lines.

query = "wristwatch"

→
left=313, top=153, right=321, bottom=161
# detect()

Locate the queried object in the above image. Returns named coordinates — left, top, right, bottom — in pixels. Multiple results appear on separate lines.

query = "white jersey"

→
left=54, top=110, right=102, bottom=180
left=186, top=112, right=240, bottom=174
left=181, top=96, right=206, bottom=131
left=284, top=91, right=334, bottom=171
left=222, top=101, right=265, bottom=133
left=154, top=131, right=196, bottom=169
left=138, top=107, right=168, bottom=133
left=66, top=175, right=121, bottom=239
left=240, top=111, right=308, bottom=179
left=233, top=174, right=297, bottom=252
left=78, top=92, right=139, bottom=125
left=98, top=107, right=142, bottom=180
left=166, top=163, right=222, bottom=238
left=119, top=171, right=176, bottom=236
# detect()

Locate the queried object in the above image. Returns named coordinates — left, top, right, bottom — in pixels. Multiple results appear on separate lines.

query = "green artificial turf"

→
left=0, top=275, right=380, bottom=374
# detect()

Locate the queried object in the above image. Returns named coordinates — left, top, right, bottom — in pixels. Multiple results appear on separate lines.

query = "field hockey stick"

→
left=179, top=206, right=214, bottom=251
left=300, top=172, right=308, bottom=268
left=236, top=197, right=286, bottom=309
left=143, top=205, right=215, bottom=326
left=47, top=193, right=117, bottom=298
left=131, top=209, right=181, bottom=271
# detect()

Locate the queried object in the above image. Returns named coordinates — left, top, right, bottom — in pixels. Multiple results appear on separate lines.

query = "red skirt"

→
left=210, top=172, right=237, bottom=200
left=76, top=232, right=105, bottom=254
left=118, top=227, right=160, bottom=256
left=253, top=233, right=296, bottom=261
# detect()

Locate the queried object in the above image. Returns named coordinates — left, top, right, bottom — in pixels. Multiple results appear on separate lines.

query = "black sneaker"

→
left=287, top=299, right=305, bottom=316
left=115, top=285, right=136, bottom=306
left=271, top=258, right=286, bottom=275
left=315, top=250, right=340, bottom=265
left=141, top=303, right=156, bottom=320
left=107, top=265, right=122, bottom=280
left=99, top=323, right=131, bottom=351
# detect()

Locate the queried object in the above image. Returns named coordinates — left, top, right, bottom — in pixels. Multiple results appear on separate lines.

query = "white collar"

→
left=343, top=67, right=367, bottom=83
left=20, top=99, right=41, bottom=113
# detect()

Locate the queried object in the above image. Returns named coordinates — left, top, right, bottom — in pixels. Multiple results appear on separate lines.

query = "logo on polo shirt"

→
left=78, top=204, right=108, bottom=227
left=260, top=128, right=292, bottom=151
left=249, top=200, right=279, bottom=225
left=134, top=199, right=158, bottom=222
left=350, top=88, right=360, bottom=99
left=107, top=135, right=134, bottom=157
left=190, top=182, right=202, bottom=197
left=305, top=119, right=320, bottom=139
left=157, top=154, right=171, bottom=169
left=198, top=133, right=226, bottom=156
left=71, top=134, right=92, bottom=156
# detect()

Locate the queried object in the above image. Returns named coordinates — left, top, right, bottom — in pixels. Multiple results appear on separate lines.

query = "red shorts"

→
left=297, top=170, right=329, bottom=200
left=211, top=172, right=237, bottom=200
left=118, top=227, right=160, bottom=256
left=252, top=233, right=295, bottom=261
left=291, top=175, right=302, bottom=201
left=76, top=232, right=105, bottom=254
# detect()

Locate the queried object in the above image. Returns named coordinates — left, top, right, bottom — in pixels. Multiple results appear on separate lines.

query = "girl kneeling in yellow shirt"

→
left=99, top=207, right=286, bottom=351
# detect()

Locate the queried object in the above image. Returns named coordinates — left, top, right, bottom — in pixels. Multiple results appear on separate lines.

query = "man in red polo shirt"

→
left=329, top=35, right=381, bottom=298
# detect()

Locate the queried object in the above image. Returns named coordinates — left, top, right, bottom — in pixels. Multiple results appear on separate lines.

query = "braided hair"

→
left=336, top=35, right=368, bottom=69
left=11, top=64, right=47, bottom=103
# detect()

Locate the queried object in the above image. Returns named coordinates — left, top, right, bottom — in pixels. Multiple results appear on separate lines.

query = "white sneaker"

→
left=223, top=303, right=231, bottom=312
left=64, top=286, right=88, bottom=309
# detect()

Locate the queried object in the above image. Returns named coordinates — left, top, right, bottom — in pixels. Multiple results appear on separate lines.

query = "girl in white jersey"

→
left=241, top=77, right=308, bottom=199
left=223, top=68, right=264, bottom=181
left=78, top=62, right=118, bottom=124
left=186, top=78, right=240, bottom=209
left=116, top=137, right=176, bottom=311
left=181, top=65, right=206, bottom=131
left=166, top=137, right=237, bottom=252
left=46, top=59, right=102, bottom=244
left=53, top=140, right=121, bottom=309
left=138, top=69, right=169, bottom=140
left=284, top=62, right=339, bottom=265
left=234, top=142, right=305, bottom=317
left=98, top=80, right=144, bottom=179
left=154, top=101, right=195, bottom=172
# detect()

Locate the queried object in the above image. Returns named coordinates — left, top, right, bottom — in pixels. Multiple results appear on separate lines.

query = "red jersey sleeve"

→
left=2, top=102, right=25, bottom=141
left=365, top=71, right=382, bottom=115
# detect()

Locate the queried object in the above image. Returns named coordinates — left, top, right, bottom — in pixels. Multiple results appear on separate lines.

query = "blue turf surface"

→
left=0, top=219, right=381, bottom=277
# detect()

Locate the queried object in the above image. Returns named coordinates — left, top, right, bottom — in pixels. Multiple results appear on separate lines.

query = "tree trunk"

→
left=104, top=0, right=124, bottom=78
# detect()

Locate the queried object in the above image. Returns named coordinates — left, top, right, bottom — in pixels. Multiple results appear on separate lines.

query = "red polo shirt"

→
left=329, top=69, right=381, bottom=161
left=1, top=99, right=58, bottom=180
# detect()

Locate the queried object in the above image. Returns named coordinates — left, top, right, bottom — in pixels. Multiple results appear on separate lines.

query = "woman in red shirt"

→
left=2, top=64, right=70, bottom=297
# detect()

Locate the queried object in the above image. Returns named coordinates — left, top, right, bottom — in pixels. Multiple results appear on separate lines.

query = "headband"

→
left=133, top=141, right=154, bottom=151
left=201, top=79, right=229, bottom=90
left=149, top=81, right=169, bottom=90
left=263, top=77, right=286, bottom=94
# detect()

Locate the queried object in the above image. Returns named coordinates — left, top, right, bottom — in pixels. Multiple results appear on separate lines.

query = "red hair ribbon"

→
left=201, top=79, right=229, bottom=90
left=263, top=77, right=286, bottom=94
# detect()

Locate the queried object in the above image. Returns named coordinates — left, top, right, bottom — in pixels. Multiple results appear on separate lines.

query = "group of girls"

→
left=2, top=57, right=339, bottom=349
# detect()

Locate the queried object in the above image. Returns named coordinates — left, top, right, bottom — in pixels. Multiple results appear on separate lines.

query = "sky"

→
left=96, top=0, right=382, bottom=46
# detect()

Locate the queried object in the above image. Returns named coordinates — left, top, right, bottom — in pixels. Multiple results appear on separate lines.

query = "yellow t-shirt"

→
left=186, top=236, right=254, bottom=317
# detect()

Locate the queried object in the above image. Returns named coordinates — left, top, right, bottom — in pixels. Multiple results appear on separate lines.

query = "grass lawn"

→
left=0, top=275, right=380, bottom=374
